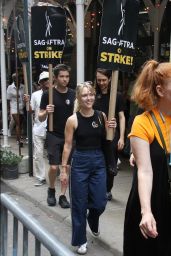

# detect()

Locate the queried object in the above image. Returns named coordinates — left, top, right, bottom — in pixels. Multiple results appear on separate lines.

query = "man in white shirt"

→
left=7, top=73, right=25, bottom=146
left=24, top=71, right=49, bottom=186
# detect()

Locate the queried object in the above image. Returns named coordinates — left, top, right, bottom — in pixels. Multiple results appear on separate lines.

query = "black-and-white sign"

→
left=31, top=6, right=67, bottom=65
left=97, top=0, right=140, bottom=72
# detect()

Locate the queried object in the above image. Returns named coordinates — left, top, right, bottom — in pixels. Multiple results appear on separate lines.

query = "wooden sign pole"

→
left=22, top=63, right=29, bottom=111
left=48, top=64, right=53, bottom=131
left=106, top=70, right=119, bottom=141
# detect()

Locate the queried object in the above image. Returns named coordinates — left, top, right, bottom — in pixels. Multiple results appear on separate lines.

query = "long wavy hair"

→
left=131, top=60, right=171, bottom=110
left=74, top=82, right=96, bottom=113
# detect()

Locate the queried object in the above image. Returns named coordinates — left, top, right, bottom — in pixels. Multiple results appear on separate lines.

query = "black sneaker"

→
left=59, top=195, right=70, bottom=209
left=47, top=188, right=56, bottom=206
left=87, top=212, right=100, bottom=236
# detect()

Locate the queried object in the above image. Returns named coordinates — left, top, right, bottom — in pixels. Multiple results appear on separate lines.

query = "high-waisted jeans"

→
left=70, top=149, right=107, bottom=246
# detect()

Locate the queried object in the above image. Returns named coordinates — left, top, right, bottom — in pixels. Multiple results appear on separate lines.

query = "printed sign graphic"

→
left=97, top=0, right=140, bottom=72
left=16, top=15, right=28, bottom=63
left=31, top=6, right=67, bottom=65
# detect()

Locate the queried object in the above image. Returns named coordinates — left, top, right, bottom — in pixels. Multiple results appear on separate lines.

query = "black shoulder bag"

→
left=97, top=111, right=117, bottom=176
left=149, top=111, right=171, bottom=199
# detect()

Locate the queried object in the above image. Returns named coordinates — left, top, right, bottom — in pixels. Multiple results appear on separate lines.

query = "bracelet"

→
left=61, top=164, right=67, bottom=167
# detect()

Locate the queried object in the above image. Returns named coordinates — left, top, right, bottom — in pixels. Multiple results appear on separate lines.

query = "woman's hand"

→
left=129, top=153, right=135, bottom=167
left=139, top=212, right=158, bottom=239
left=107, top=118, right=117, bottom=128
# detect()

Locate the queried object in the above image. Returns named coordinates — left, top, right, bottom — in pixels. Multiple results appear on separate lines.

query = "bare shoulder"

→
left=66, top=113, right=78, bottom=129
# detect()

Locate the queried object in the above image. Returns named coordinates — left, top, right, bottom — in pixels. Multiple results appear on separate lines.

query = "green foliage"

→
left=0, top=149, right=22, bottom=165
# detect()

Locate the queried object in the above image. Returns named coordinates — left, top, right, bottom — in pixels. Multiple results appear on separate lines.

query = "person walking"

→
left=123, top=60, right=171, bottom=256
left=39, top=64, right=75, bottom=208
left=61, top=82, right=116, bottom=254
left=24, top=71, right=49, bottom=186
left=7, top=73, right=25, bottom=146
left=94, top=68, right=126, bottom=200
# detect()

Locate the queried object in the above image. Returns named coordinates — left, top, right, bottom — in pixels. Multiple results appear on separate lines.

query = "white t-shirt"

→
left=7, top=82, right=25, bottom=114
left=31, top=89, right=47, bottom=137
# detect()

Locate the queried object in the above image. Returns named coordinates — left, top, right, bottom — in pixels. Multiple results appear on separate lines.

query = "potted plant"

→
left=0, top=149, right=22, bottom=179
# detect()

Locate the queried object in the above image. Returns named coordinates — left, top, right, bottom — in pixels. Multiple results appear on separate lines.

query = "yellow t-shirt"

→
left=128, top=108, right=171, bottom=153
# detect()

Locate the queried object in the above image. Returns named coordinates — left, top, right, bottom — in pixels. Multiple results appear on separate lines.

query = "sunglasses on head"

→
left=77, top=81, right=93, bottom=87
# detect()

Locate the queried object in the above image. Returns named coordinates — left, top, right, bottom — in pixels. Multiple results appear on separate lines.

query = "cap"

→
left=38, top=71, right=49, bottom=83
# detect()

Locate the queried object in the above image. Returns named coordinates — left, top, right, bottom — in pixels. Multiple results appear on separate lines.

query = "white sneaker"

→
left=77, top=242, right=87, bottom=255
left=92, top=230, right=100, bottom=237
left=34, top=179, right=46, bottom=186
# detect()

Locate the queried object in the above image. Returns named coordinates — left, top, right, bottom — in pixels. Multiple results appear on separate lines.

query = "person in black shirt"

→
left=39, top=64, right=75, bottom=208
left=94, top=68, right=126, bottom=201
left=61, top=82, right=116, bottom=255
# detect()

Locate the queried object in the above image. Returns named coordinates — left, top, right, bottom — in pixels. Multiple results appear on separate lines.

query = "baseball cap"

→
left=38, top=71, right=49, bottom=83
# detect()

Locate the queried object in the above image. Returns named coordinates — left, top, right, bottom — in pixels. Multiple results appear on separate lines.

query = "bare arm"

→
left=23, top=94, right=33, bottom=113
left=38, top=104, right=54, bottom=122
left=118, top=111, right=125, bottom=150
left=131, top=136, right=158, bottom=239
left=60, top=114, right=77, bottom=185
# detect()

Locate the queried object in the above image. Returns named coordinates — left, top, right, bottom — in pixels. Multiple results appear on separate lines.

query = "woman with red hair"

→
left=124, top=60, right=171, bottom=256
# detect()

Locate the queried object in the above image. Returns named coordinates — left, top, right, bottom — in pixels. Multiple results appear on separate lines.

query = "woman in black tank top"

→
left=61, top=82, right=116, bottom=255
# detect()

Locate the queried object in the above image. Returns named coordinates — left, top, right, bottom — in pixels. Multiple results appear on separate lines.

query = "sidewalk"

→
left=1, top=136, right=133, bottom=255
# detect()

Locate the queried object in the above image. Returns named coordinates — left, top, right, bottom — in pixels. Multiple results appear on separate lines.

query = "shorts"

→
left=47, top=132, right=73, bottom=165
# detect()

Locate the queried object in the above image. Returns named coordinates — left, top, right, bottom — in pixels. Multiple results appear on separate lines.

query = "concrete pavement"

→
left=1, top=135, right=133, bottom=255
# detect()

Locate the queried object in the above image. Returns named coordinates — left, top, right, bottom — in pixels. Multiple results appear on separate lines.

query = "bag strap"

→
left=97, top=110, right=105, bottom=128
left=149, top=111, right=167, bottom=153
left=149, top=111, right=171, bottom=191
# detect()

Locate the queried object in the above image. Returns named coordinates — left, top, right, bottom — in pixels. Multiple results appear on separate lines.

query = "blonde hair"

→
left=131, top=60, right=171, bottom=110
left=73, top=82, right=96, bottom=113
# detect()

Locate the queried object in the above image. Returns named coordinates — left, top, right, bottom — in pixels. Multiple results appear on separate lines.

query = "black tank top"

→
left=75, top=110, right=104, bottom=150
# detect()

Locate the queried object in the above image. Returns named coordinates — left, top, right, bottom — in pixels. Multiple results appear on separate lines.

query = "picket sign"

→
left=31, top=5, right=67, bottom=132
left=97, top=0, right=140, bottom=140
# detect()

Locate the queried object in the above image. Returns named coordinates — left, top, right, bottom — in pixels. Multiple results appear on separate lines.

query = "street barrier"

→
left=0, top=193, right=75, bottom=256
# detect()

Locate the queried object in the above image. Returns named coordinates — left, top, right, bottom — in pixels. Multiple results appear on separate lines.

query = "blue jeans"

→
left=70, top=149, right=107, bottom=246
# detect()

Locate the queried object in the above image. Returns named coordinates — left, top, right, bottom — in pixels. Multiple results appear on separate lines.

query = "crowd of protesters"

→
left=2, top=60, right=171, bottom=255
